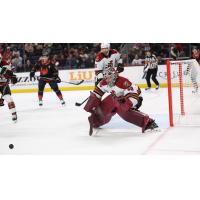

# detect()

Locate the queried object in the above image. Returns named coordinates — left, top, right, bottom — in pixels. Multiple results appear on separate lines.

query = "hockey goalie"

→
left=84, top=67, right=159, bottom=136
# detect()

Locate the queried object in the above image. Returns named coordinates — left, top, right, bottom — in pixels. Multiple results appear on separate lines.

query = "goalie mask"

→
left=103, top=68, right=118, bottom=87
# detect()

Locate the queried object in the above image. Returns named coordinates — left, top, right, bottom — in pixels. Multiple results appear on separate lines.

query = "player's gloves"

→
left=117, top=64, right=124, bottom=73
left=30, top=71, right=35, bottom=79
left=11, top=75, right=17, bottom=84
left=55, top=76, right=61, bottom=83
left=0, top=98, right=4, bottom=107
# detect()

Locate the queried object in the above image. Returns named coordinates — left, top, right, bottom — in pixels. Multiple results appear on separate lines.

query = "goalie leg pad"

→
left=117, top=109, right=152, bottom=132
left=100, top=94, right=118, bottom=115
left=90, top=106, right=114, bottom=128
left=84, top=92, right=101, bottom=113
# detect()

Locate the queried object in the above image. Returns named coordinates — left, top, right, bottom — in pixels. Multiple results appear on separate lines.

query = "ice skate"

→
left=145, top=87, right=151, bottom=91
left=12, top=114, right=17, bottom=123
left=60, top=99, right=65, bottom=106
left=155, top=85, right=160, bottom=90
left=144, top=120, right=159, bottom=133
left=39, top=100, right=43, bottom=106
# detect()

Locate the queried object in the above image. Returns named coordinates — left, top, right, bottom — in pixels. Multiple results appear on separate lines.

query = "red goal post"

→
left=166, top=59, right=200, bottom=127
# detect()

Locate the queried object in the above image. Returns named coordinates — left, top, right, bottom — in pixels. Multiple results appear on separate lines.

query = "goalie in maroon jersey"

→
left=30, top=55, right=65, bottom=106
left=84, top=67, right=159, bottom=136
left=0, top=54, right=18, bottom=122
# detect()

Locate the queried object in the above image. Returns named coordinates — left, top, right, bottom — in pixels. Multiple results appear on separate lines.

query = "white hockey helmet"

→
left=101, top=43, right=110, bottom=49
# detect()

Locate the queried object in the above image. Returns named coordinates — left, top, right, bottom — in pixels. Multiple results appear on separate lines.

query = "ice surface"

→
left=0, top=88, right=200, bottom=154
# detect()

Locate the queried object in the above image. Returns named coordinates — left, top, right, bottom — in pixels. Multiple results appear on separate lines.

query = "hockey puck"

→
left=9, top=144, right=14, bottom=149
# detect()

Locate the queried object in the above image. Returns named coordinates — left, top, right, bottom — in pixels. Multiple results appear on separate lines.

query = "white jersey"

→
left=94, top=76, right=141, bottom=108
left=144, top=54, right=158, bottom=70
left=95, top=49, right=122, bottom=80
left=0, top=61, right=11, bottom=85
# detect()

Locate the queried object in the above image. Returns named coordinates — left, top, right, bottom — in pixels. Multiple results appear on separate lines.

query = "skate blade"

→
left=12, top=120, right=17, bottom=124
left=144, top=127, right=161, bottom=133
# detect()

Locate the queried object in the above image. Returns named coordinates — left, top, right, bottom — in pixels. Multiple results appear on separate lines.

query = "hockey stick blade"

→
left=37, top=76, right=84, bottom=85
left=75, top=97, right=89, bottom=106
left=62, top=79, right=84, bottom=85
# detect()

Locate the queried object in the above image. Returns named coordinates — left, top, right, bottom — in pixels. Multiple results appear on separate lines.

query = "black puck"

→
left=9, top=144, right=14, bottom=149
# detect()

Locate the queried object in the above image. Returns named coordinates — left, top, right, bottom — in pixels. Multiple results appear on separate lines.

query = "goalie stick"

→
left=75, top=97, right=89, bottom=106
left=38, top=76, right=84, bottom=85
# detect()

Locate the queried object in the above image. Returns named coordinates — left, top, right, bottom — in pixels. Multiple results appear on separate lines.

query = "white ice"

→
left=1, top=88, right=200, bottom=155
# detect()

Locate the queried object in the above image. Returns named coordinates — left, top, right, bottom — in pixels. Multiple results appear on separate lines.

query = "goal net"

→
left=166, top=59, right=200, bottom=127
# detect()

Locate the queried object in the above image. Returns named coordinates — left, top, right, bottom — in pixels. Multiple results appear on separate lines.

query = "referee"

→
left=143, top=50, right=159, bottom=90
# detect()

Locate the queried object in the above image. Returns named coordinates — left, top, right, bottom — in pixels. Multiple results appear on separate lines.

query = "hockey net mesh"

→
left=170, top=59, right=200, bottom=126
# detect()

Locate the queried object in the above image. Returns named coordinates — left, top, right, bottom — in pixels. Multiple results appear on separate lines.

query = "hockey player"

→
left=30, top=55, right=65, bottom=106
left=0, top=54, right=18, bottom=122
left=94, top=43, right=124, bottom=86
left=84, top=67, right=158, bottom=136
left=186, top=47, right=200, bottom=93
left=143, top=50, right=160, bottom=90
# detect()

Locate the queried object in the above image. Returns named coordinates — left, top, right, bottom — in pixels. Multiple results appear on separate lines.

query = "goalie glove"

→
left=134, top=96, right=143, bottom=110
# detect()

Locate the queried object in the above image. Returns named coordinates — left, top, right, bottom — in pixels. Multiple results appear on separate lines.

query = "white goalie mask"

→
left=103, top=68, right=118, bottom=87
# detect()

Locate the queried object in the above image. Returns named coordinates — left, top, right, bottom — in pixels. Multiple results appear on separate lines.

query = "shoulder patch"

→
left=116, top=76, right=132, bottom=89
left=124, top=80, right=131, bottom=88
